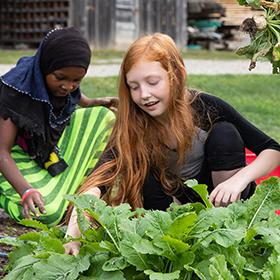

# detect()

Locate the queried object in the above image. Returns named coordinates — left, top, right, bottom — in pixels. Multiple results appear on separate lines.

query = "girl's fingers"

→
left=109, top=106, right=118, bottom=113
left=230, top=193, right=241, bottom=203
left=23, top=203, right=32, bottom=219
left=209, top=189, right=218, bottom=203
left=27, top=199, right=39, bottom=217
left=22, top=192, right=47, bottom=219
left=64, top=241, right=81, bottom=255
left=70, top=248, right=80, bottom=256
left=33, top=195, right=46, bottom=214
left=210, top=189, right=223, bottom=207
left=25, top=194, right=41, bottom=217
left=221, top=193, right=231, bottom=207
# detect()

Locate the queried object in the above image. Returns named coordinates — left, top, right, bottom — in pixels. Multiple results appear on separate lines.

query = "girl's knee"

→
left=206, top=121, right=246, bottom=170
left=206, top=121, right=244, bottom=154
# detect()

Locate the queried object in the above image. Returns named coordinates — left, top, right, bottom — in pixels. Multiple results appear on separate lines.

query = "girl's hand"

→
left=64, top=241, right=81, bottom=255
left=210, top=149, right=280, bottom=207
left=92, top=97, right=119, bottom=111
left=209, top=168, right=249, bottom=207
left=64, top=187, right=101, bottom=255
left=21, top=189, right=46, bottom=219
left=209, top=181, right=243, bottom=207
left=79, top=94, right=119, bottom=112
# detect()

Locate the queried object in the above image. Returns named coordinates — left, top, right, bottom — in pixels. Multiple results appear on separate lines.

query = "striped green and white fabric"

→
left=0, top=106, right=115, bottom=226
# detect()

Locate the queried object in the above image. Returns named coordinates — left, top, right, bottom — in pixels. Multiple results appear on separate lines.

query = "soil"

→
left=0, top=209, right=35, bottom=278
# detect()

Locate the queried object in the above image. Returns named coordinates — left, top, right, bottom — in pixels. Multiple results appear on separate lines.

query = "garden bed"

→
left=0, top=209, right=35, bottom=278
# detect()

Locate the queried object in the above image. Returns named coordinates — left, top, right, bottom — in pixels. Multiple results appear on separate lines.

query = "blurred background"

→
left=0, top=0, right=263, bottom=51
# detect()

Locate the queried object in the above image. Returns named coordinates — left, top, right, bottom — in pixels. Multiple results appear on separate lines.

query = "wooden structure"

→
left=215, top=0, right=264, bottom=27
left=212, top=0, right=264, bottom=50
left=77, top=0, right=116, bottom=49
left=138, top=0, right=187, bottom=48
left=0, top=0, right=187, bottom=49
left=111, top=0, right=188, bottom=49
left=0, top=0, right=70, bottom=47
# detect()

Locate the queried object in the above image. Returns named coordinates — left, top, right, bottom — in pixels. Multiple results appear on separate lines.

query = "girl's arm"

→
left=0, top=117, right=45, bottom=217
left=64, top=187, right=101, bottom=255
left=79, top=93, right=118, bottom=112
left=198, top=94, right=280, bottom=206
left=209, top=149, right=280, bottom=206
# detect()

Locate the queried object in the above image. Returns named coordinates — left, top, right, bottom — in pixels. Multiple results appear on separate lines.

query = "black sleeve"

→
left=196, top=92, right=280, bottom=155
left=0, top=81, right=44, bottom=135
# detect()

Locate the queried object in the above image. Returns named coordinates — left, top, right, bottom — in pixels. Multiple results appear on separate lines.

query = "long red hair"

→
left=79, top=33, right=195, bottom=209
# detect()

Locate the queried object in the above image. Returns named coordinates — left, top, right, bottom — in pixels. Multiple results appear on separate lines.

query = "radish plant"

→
left=1, top=177, right=280, bottom=279
left=236, top=0, right=280, bottom=74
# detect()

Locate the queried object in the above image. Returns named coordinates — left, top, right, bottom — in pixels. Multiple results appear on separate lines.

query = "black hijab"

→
left=1, top=27, right=91, bottom=128
left=40, top=27, right=91, bottom=75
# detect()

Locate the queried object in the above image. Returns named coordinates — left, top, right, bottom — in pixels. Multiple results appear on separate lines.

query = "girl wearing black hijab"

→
left=0, top=27, right=116, bottom=225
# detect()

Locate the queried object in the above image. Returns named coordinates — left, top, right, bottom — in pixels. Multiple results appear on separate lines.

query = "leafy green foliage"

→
left=236, top=0, right=280, bottom=73
left=1, top=177, right=280, bottom=279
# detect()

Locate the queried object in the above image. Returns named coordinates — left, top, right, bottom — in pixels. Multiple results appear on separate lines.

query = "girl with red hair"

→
left=65, top=32, right=280, bottom=255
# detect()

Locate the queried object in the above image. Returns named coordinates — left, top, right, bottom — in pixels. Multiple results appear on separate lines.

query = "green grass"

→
left=0, top=49, right=244, bottom=65
left=0, top=49, right=125, bottom=64
left=80, top=75, right=280, bottom=141
left=183, top=49, right=244, bottom=60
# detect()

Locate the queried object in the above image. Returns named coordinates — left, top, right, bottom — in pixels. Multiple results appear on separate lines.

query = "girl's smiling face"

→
left=126, top=60, right=170, bottom=122
left=46, top=66, right=86, bottom=97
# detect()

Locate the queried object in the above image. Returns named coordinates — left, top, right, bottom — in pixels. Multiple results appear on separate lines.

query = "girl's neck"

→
left=164, top=129, right=177, bottom=150
left=154, top=115, right=177, bottom=149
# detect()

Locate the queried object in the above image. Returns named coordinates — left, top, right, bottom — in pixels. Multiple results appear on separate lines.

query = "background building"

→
left=0, top=0, right=262, bottom=50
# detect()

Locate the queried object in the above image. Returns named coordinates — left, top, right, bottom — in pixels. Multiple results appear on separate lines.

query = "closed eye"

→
left=52, top=73, right=65, bottom=81
left=148, top=80, right=159, bottom=86
left=127, top=83, right=139, bottom=91
left=53, top=73, right=64, bottom=81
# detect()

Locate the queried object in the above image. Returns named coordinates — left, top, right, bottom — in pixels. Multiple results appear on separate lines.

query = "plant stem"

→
left=103, top=225, right=120, bottom=252
left=247, top=187, right=273, bottom=229
left=268, top=24, right=280, bottom=42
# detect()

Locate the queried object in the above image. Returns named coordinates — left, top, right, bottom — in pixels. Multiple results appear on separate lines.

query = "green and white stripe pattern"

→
left=0, top=106, right=115, bottom=225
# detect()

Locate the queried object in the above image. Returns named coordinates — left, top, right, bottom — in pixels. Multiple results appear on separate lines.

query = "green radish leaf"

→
left=209, top=255, right=235, bottom=279
left=144, top=269, right=181, bottom=280
left=184, top=180, right=213, bottom=208
left=19, top=219, right=49, bottom=231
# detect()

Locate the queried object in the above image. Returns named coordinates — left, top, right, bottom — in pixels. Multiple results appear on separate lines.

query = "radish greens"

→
left=1, top=177, right=280, bottom=279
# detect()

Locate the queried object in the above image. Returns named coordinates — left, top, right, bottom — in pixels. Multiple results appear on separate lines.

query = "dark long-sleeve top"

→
left=192, top=92, right=280, bottom=154
left=96, top=92, right=280, bottom=196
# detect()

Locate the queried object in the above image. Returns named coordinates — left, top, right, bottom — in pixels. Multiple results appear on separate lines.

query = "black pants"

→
left=143, top=121, right=256, bottom=210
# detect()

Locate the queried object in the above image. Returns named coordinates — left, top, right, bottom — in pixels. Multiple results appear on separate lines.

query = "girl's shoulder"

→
left=189, top=89, right=224, bottom=107
left=189, top=89, right=224, bottom=130
left=0, top=80, right=43, bottom=108
left=0, top=80, right=45, bottom=132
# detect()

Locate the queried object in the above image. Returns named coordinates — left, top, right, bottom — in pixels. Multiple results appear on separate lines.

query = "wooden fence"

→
left=75, top=0, right=188, bottom=49
left=0, top=0, right=188, bottom=49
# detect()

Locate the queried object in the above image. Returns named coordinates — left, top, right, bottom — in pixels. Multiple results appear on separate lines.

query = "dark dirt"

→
left=0, top=209, right=35, bottom=278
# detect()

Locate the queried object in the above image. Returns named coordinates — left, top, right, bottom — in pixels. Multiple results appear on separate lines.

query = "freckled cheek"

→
left=130, top=92, right=140, bottom=104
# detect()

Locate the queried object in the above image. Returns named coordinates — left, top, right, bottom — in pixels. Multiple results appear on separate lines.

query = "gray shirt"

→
left=167, top=128, right=208, bottom=179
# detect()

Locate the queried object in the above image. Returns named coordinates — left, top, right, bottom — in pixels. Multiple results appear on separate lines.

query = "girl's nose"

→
left=62, top=82, right=75, bottom=91
left=140, top=86, right=152, bottom=100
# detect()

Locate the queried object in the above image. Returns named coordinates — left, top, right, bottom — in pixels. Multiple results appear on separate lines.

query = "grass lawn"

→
left=80, top=75, right=280, bottom=142
left=0, top=49, right=244, bottom=65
